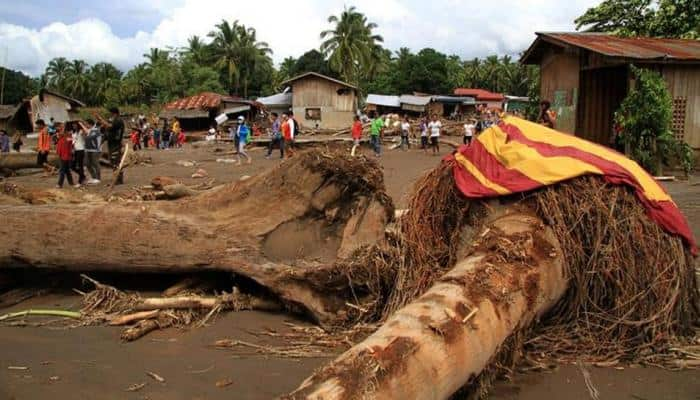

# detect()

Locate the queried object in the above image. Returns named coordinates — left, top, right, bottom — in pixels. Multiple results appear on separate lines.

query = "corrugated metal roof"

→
left=399, top=95, right=432, bottom=106
left=531, top=32, right=700, bottom=61
left=366, top=94, right=401, bottom=108
left=281, top=72, right=357, bottom=89
left=222, top=105, right=251, bottom=114
left=432, top=95, right=476, bottom=104
left=257, top=92, right=292, bottom=106
left=452, top=88, right=504, bottom=101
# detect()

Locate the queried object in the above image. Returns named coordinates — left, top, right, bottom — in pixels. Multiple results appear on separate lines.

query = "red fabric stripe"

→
left=499, top=122, right=696, bottom=254
left=445, top=156, right=501, bottom=197
left=458, top=141, right=543, bottom=193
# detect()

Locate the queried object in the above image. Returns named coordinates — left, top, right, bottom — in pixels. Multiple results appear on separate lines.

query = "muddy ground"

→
left=1, top=141, right=699, bottom=399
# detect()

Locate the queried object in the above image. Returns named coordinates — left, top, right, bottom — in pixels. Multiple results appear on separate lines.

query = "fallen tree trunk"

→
left=285, top=212, right=568, bottom=400
left=0, top=152, right=60, bottom=170
left=0, top=150, right=393, bottom=326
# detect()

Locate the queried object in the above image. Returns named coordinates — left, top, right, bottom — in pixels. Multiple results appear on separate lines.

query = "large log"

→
left=0, top=151, right=392, bottom=325
left=0, top=152, right=60, bottom=170
left=285, top=211, right=568, bottom=400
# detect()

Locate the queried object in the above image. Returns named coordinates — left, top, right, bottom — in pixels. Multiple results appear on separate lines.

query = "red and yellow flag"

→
left=450, top=116, right=696, bottom=254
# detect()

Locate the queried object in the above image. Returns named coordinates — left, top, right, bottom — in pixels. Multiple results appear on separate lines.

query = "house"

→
left=430, top=95, right=477, bottom=117
left=521, top=32, right=700, bottom=148
left=453, top=88, right=504, bottom=110
left=503, top=96, right=531, bottom=115
left=257, top=92, right=292, bottom=116
left=160, top=92, right=261, bottom=130
left=28, top=89, right=85, bottom=131
left=0, top=104, right=31, bottom=133
left=365, top=94, right=401, bottom=115
left=281, top=72, right=357, bottom=130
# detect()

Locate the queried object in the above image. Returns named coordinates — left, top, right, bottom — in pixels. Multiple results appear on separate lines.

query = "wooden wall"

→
left=576, top=66, right=628, bottom=145
left=661, top=65, right=700, bottom=149
left=291, top=76, right=357, bottom=129
left=540, top=47, right=580, bottom=134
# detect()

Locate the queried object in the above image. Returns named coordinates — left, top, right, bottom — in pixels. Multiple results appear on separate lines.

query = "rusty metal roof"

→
left=524, top=32, right=700, bottom=63
left=453, top=88, right=504, bottom=101
left=164, top=92, right=236, bottom=110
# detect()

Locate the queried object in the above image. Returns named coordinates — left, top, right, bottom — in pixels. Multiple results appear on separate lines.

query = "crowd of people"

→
left=128, top=115, right=186, bottom=151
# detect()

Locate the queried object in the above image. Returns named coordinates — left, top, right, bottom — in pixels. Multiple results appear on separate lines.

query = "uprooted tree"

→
left=1, top=147, right=698, bottom=399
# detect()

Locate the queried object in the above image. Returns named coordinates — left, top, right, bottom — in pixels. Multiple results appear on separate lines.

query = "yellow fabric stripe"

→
left=453, top=152, right=511, bottom=195
left=476, top=126, right=604, bottom=185
left=503, top=117, right=670, bottom=201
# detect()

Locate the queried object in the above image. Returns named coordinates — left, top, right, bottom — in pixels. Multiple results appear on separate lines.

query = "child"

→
left=351, top=116, right=362, bottom=156
left=463, top=119, right=476, bottom=145
left=36, top=119, right=51, bottom=168
left=177, top=130, right=186, bottom=147
left=130, top=129, right=141, bottom=151
left=56, top=128, right=79, bottom=188
left=419, top=117, right=428, bottom=153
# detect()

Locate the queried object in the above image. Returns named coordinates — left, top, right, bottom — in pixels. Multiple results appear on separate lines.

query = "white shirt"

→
left=72, top=131, right=86, bottom=151
left=428, top=121, right=442, bottom=138
left=464, top=123, right=475, bottom=137
left=401, top=122, right=410, bottom=135
left=288, top=119, right=295, bottom=139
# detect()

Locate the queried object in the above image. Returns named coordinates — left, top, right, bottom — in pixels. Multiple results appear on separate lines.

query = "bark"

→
left=0, top=152, right=393, bottom=326
left=285, top=212, right=568, bottom=400
left=0, top=152, right=59, bottom=170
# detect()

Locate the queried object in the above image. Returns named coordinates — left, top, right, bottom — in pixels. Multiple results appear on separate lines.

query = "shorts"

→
left=430, top=136, right=439, bottom=146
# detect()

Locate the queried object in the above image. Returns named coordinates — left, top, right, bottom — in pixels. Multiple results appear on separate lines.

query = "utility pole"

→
left=0, top=46, right=7, bottom=104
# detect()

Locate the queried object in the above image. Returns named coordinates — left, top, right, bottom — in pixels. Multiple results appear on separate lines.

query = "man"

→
left=81, top=119, right=102, bottom=184
left=463, top=119, right=476, bottom=145
left=400, top=115, right=411, bottom=151
left=55, top=126, right=79, bottom=189
left=0, top=130, right=9, bottom=153
left=281, top=114, right=294, bottom=158
left=428, top=113, right=442, bottom=155
left=266, top=112, right=284, bottom=159
left=370, top=112, right=384, bottom=157
left=351, top=115, right=363, bottom=156
left=95, top=107, right=125, bottom=184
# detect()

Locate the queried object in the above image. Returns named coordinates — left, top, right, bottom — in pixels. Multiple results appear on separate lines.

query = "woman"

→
left=70, top=122, right=87, bottom=184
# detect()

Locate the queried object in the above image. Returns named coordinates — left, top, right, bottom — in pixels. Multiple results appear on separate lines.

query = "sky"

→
left=0, top=0, right=602, bottom=77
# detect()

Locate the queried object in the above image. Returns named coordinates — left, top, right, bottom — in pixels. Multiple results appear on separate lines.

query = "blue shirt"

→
left=237, top=124, right=250, bottom=142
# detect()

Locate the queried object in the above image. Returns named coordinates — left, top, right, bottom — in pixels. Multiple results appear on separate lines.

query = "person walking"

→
left=236, top=116, right=252, bottom=165
left=281, top=114, right=294, bottom=158
left=351, top=116, right=363, bottom=156
left=400, top=115, right=411, bottom=151
left=266, top=112, right=284, bottom=159
left=56, top=127, right=79, bottom=188
left=70, top=122, right=87, bottom=184
left=81, top=119, right=102, bottom=184
left=428, top=114, right=442, bottom=155
left=94, top=107, right=125, bottom=184
left=370, top=112, right=384, bottom=157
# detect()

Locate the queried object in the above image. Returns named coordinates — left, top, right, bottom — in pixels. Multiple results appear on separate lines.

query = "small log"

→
left=135, top=296, right=219, bottom=311
left=162, top=277, right=201, bottom=297
left=121, top=317, right=170, bottom=341
left=109, top=143, right=130, bottom=188
left=109, top=310, right=160, bottom=326
left=162, top=184, right=197, bottom=199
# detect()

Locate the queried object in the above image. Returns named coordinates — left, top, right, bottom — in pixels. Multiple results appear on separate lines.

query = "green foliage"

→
left=0, top=67, right=37, bottom=104
left=320, top=6, right=383, bottom=85
left=576, top=0, right=700, bottom=38
left=614, top=66, right=693, bottom=174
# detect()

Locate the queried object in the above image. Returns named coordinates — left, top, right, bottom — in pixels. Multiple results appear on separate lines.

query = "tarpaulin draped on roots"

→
left=343, top=158, right=699, bottom=366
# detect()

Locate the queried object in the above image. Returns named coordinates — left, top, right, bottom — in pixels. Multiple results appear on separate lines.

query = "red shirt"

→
left=281, top=121, right=291, bottom=141
left=351, top=121, right=362, bottom=139
left=56, top=135, right=73, bottom=161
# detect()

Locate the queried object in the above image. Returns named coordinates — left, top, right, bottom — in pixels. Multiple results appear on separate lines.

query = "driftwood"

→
left=121, top=318, right=168, bottom=341
left=0, top=150, right=393, bottom=325
left=109, top=143, right=130, bottom=188
left=0, top=152, right=59, bottom=170
left=108, top=310, right=160, bottom=326
left=286, top=212, right=568, bottom=399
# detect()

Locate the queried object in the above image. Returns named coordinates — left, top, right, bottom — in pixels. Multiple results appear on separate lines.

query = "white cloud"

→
left=0, top=0, right=602, bottom=77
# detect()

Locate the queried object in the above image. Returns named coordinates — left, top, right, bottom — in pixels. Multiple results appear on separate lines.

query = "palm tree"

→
left=482, top=55, right=503, bottom=93
left=45, top=57, right=70, bottom=92
left=279, top=56, right=297, bottom=82
left=208, top=20, right=242, bottom=94
left=143, top=48, right=170, bottom=67
left=320, top=6, right=384, bottom=84
left=64, top=59, right=90, bottom=100
left=89, top=62, right=123, bottom=105
left=184, top=35, right=211, bottom=65
left=237, top=25, right=272, bottom=98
